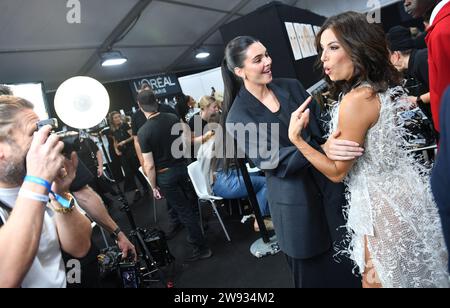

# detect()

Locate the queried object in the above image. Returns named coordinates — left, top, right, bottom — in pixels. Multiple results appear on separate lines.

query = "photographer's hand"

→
left=117, top=232, right=137, bottom=261
left=26, top=125, right=65, bottom=183
left=51, top=152, right=78, bottom=195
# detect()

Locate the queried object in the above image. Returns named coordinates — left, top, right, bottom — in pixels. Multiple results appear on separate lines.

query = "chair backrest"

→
left=187, top=161, right=212, bottom=200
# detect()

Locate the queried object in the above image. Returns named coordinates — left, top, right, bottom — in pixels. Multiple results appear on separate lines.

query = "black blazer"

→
left=431, top=86, right=450, bottom=272
left=226, top=78, right=347, bottom=259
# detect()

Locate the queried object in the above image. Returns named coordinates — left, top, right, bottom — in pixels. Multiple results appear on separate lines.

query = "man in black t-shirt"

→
left=131, top=89, right=183, bottom=238
left=131, top=104, right=179, bottom=138
left=137, top=90, right=212, bottom=262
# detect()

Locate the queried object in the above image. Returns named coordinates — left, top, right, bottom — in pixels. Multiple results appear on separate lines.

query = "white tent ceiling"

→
left=0, top=0, right=401, bottom=92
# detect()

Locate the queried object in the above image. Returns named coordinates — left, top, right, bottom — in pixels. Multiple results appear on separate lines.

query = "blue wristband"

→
left=24, top=176, right=52, bottom=192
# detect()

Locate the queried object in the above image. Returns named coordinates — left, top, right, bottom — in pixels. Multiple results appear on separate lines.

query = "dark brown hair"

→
left=108, top=111, right=121, bottom=131
left=137, top=89, right=158, bottom=113
left=315, top=12, right=401, bottom=99
left=221, top=36, right=260, bottom=172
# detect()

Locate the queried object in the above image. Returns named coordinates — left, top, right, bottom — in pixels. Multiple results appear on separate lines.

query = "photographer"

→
left=0, top=96, right=92, bottom=288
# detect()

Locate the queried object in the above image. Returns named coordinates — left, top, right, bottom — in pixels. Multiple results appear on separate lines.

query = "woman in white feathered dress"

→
left=288, top=12, right=449, bottom=288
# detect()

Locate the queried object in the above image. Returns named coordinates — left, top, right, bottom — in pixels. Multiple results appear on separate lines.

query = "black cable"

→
left=114, top=14, right=142, bottom=45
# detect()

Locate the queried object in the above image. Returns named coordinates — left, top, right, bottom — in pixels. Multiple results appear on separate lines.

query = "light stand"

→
left=97, top=129, right=168, bottom=288
left=236, top=158, right=280, bottom=258
left=53, top=75, right=171, bottom=287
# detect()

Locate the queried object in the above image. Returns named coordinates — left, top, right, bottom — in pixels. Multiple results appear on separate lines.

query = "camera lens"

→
left=56, top=131, right=81, bottom=155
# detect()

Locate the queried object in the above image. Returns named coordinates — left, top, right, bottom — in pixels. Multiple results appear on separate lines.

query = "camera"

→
left=97, top=246, right=141, bottom=288
left=398, top=108, right=436, bottom=148
left=36, top=118, right=81, bottom=155
left=119, top=261, right=140, bottom=288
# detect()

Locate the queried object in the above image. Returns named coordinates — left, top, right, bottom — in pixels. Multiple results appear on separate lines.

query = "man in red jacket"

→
left=404, top=0, right=450, bottom=133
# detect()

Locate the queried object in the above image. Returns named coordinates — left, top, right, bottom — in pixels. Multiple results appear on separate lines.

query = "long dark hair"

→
left=175, top=94, right=190, bottom=123
left=315, top=12, right=401, bottom=99
left=220, top=36, right=259, bottom=172
left=108, top=111, right=121, bottom=131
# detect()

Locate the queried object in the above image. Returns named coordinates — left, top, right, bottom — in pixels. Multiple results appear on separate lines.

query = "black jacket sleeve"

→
left=226, top=79, right=326, bottom=179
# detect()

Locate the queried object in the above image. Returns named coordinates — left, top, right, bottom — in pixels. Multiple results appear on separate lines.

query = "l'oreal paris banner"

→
left=130, top=74, right=182, bottom=98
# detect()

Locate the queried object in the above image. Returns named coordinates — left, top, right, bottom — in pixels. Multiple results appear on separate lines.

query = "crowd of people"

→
left=1, top=0, right=450, bottom=288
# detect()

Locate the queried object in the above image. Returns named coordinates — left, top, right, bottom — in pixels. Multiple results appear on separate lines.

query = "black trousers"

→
left=120, top=149, right=149, bottom=192
left=285, top=248, right=361, bottom=288
left=157, top=165, right=206, bottom=250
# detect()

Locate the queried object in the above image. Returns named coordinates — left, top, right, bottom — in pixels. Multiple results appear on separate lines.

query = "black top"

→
left=414, top=32, right=428, bottom=50
left=131, top=105, right=179, bottom=136
left=138, top=113, right=186, bottom=170
left=77, top=138, right=99, bottom=174
left=408, top=48, right=430, bottom=94
left=188, top=113, right=208, bottom=137
left=273, top=106, right=290, bottom=128
left=112, top=123, right=133, bottom=153
left=113, top=123, right=131, bottom=143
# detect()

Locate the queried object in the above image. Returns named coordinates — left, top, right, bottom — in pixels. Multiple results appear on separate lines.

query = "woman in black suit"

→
left=221, top=36, right=362, bottom=288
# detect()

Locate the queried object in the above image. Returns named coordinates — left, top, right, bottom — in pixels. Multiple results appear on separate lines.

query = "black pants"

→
left=285, top=248, right=361, bottom=288
left=157, top=165, right=206, bottom=250
left=167, top=201, right=181, bottom=226
left=120, top=149, right=149, bottom=192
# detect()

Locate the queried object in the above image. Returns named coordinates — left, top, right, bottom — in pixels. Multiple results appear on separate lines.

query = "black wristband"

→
left=111, top=227, right=121, bottom=240
left=416, top=96, right=423, bottom=105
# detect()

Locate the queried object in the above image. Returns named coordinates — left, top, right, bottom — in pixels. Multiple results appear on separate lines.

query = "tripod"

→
left=237, top=158, right=280, bottom=258
left=95, top=129, right=169, bottom=288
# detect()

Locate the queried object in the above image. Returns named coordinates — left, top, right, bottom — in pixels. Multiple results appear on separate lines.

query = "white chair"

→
left=187, top=161, right=231, bottom=242
left=138, top=167, right=158, bottom=223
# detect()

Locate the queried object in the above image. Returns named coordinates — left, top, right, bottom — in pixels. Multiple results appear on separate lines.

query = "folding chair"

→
left=187, top=161, right=231, bottom=242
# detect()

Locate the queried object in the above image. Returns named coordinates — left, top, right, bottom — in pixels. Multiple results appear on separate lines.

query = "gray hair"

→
left=0, top=96, right=34, bottom=142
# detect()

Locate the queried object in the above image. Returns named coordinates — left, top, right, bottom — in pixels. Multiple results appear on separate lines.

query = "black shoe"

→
left=184, top=248, right=213, bottom=262
left=165, top=223, right=183, bottom=240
